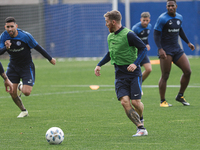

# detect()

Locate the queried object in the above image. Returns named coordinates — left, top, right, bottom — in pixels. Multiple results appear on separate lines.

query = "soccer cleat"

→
left=132, top=129, right=148, bottom=137
left=17, top=110, right=28, bottom=118
left=160, top=101, right=172, bottom=107
left=17, top=81, right=23, bottom=97
left=176, top=95, right=190, bottom=106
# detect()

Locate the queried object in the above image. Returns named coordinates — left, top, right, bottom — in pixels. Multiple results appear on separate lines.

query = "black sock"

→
left=161, top=99, right=166, bottom=103
left=140, top=115, right=143, bottom=121
left=178, top=93, right=183, bottom=97
left=22, top=109, right=26, bottom=111
left=138, top=126, right=145, bottom=129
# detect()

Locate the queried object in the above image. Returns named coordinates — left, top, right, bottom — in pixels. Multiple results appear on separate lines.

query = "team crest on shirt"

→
left=147, top=30, right=150, bottom=34
left=16, top=41, right=21, bottom=46
left=177, top=20, right=180, bottom=25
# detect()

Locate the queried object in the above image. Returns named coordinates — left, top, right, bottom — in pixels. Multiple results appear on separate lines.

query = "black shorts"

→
left=6, top=63, right=35, bottom=86
left=115, top=76, right=142, bottom=100
left=140, top=54, right=150, bottom=66
left=159, top=48, right=184, bottom=63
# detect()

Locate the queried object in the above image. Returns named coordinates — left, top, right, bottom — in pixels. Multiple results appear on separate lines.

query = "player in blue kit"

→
left=0, top=61, right=13, bottom=93
left=132, top=12, right=152, bottom=82
left=0, top=17, right=56, bottom=117
left=154, top=0, right=195, bottom=107
left=94, top=10, right=148, bottom=136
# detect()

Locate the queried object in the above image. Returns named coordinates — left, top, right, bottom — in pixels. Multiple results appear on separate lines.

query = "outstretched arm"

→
left=34, top=44, right=56, bottom=65
left=94, top=52, right=111, bottom=76
left=179, top=28, right=195, bottom=51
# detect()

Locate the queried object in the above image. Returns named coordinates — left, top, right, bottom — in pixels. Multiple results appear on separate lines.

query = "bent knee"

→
left=146, top=67, right=152, bottom=73
left=161, top=73, right=170, bottom=81
left=184, top=69, right=191, bottom=76
left=23, top=92, right=31, bottom=96
left=23, top=90, right=32, bottom=96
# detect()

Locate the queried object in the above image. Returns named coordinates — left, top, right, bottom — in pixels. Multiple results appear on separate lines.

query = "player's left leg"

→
left=6, top=65, right=28, bottom=117
left=142, top=62, right=152, bottom=82
left=20, top=84, right=33, bottom=96
left=120, top=96, right=147, bottom=136
left=19, top=62, right=35, bottom=96
left=131, top=100, right=144, bottom=125
left=174, top=53, right=191, bottom=106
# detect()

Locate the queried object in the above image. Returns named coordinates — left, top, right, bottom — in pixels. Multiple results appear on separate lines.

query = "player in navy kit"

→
left=0, top=61, right=13, bottom=93
left=0, top=17, right=56, bottom=117
left=154, top=0, right=195, bottom=107
left=132, top=12, right=152, bottom=82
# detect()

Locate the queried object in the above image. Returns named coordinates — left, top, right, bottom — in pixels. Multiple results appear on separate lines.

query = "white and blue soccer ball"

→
left=45, top=127, right=64, bottom=144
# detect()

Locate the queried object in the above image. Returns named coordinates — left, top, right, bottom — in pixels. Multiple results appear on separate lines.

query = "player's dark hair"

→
left=5, top=17, right=16, bottom=23
left=167, top=0, right=176, bottom=3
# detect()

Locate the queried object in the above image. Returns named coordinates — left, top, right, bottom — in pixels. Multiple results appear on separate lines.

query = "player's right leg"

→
left=140, top=55, right=152, bottom=82
left=9, top=83, right=28, bottom=118
left=159, top=55, right=173, bottom=107
left=142, top=63, right=152, bottom=82
left=6, top=65, right=28, bottom=118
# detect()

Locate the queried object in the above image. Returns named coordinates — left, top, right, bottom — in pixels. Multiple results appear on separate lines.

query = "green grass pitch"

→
left=0, top=57, right=200, bottom=150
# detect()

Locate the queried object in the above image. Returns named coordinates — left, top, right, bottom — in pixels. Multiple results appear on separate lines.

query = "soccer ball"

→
left=45, top=127, right=64, bottom=144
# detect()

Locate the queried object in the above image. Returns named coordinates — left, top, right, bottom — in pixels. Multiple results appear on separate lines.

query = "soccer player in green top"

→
left=94, top=10, right=148, bottom=136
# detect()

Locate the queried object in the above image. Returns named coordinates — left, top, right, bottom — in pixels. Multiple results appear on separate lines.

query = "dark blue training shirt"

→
left=0, top=28, right=52, bottom=67
left=98, top=27, right=147, bottom=79
left=154, top=12, right=189, bottom=53
left=132, top=22, right=152, bottom=45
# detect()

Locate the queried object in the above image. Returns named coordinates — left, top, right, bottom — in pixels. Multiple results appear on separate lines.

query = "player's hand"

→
left=127, top=64, right=137, bottom=72
left=188, top=43, right=195, bottom=51
left=50, top=58, right=56, bottom=65
left=158, top=48, right=167, bottom=59
left=146, top=44, right=150, bottom=51
left=4, top=78, right=13, bottom=93
left=5, top=40, right=11, bottom=49
left=94, top=66, right=101, bottom=76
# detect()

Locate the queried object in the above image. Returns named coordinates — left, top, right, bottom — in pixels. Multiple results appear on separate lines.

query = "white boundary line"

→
left=1, top=85, right=200, bottom=99
left=50, top=85, right=200, bottom=88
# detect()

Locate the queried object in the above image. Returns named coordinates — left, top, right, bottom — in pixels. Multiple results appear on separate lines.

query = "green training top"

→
left=107, top=27, right=138, bottom=65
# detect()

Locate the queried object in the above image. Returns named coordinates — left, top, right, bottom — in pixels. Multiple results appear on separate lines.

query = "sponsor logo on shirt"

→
left=140, top=37, right=148, bottom=40
left=168, top=28, right=179, bottom=32
left=9, top=47, right=24, bottom=52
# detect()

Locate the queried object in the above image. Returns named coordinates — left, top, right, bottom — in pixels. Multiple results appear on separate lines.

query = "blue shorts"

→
left=140, top=54, right=150, bottom=66
left=115, top=76, right=142, bottom=100
left=6, top=63, right=35, bottom=86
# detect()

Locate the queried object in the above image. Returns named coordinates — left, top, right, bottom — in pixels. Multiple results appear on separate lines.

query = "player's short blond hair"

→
left=104, top=10, right=122, bottom=22
left=141, top=12, right=150, bottom=18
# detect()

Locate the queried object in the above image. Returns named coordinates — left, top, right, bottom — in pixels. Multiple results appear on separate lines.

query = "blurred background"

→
left=0, top=0, right=199, bottom=58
